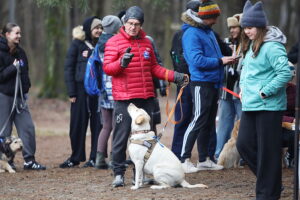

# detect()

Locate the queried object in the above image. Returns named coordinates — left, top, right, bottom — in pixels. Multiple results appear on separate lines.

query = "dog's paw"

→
left=0, top=169, right=5, bottom=173
left=8, top=169, right=16, bottom=173
left=131, top=185, right=139, bottom=190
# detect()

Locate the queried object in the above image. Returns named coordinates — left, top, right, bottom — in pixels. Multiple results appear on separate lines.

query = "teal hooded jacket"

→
left=240, top=26, right=292, bottom=111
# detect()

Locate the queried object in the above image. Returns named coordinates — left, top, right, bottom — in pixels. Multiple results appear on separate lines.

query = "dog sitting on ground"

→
left=217, top=120, right=241, bottom=169
left=0, top=137, right=23, bottom=173
left=127, top=103, right=208, bottom=190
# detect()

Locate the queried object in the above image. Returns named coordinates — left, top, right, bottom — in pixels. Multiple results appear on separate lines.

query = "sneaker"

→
left=24, top=160, right=46, bottom=170
left=59, top=159, right=79, bottom=168
left=8, top=160, right=16, bottom=170
left=83, top=160, right=95, bottom=168
left=197, top=158, right=224, bottom=171
left=112, top=175, right=125, bottom=187
left=181, top=159, right=199, bottom=173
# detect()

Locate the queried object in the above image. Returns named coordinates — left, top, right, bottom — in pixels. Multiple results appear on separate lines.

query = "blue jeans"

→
left=215, top=99, right=241, bottom=158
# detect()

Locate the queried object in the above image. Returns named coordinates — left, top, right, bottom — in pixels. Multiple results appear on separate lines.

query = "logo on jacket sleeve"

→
left=143, top=48, right=151, bottom=60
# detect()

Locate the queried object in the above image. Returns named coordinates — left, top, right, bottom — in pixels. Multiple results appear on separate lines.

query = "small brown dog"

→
left=217, top=120, right=241, bottom=169
left=0, top=137, right=23, bottom=173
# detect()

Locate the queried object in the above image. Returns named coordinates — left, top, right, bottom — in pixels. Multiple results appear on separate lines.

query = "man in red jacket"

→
left=103, top=6, right=186, bottom=187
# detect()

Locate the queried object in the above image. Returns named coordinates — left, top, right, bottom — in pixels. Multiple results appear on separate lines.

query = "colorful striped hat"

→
left=198, top=0, right=221, bottom=19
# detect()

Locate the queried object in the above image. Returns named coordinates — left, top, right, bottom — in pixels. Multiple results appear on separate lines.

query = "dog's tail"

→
left=180, top=180, right=208, bottom=189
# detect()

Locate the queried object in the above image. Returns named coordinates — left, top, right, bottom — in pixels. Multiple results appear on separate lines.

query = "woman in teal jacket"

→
left=236, top=1, right=291, bottom=200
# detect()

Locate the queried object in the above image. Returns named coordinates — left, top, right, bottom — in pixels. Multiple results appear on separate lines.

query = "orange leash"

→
left=222, top=87, right=240, bottom=98
left=158, top=70, right=189, bottom=138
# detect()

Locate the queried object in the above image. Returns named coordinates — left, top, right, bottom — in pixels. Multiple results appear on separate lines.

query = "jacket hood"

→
left=181, top=9, right=212, bottom=32
left=72, top=26, right=85, bottom=41
left=0, top=37, right=10, bottom=52
left=97, top=33, right=114, bottom=52
left=264, top=26, right=287, bottom=44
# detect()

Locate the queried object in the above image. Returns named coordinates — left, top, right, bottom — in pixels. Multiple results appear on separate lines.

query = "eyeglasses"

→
left=126, top=22, right=141, bottom=28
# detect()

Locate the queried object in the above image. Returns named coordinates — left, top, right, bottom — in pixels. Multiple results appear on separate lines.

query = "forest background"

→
left=1, top=0, right=299, bottom=98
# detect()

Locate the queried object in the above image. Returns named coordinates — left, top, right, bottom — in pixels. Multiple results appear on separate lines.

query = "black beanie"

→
left=124, top=6, right=144, bottom=25
left=83, top=16, right=100, bottom=41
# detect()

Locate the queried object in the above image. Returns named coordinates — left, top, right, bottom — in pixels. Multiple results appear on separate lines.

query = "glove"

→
left=121, top=47, right=134, bottom=68
left=174, top=72, right=188, bottom=87
left=159, top=80, right=167, bottom=96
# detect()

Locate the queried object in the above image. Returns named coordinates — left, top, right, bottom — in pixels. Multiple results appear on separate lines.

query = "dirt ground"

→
left=0, top=96, right=295, bottom=200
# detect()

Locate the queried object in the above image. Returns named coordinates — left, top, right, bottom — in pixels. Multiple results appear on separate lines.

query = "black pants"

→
left=237, top=111, right=282, bottom=200
left=69, top=83, right=102, bottom=162
left=112, top=98, right=155, bottom=176
left=181, top=83, right=218, bottom=162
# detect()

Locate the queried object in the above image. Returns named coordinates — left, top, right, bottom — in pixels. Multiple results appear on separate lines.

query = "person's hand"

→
left=13, top=59, right=20, bottom=68
left=69, top=97, right=76, bottom=103
left=82, top=50, right=88, bottom=58
left=260, top=92, right=266, bottom=99
left=221, top=56, right=239, bottom=65
left=121, top=47, right=134, bottom=68
left=174, top=72, right=189, bottom=87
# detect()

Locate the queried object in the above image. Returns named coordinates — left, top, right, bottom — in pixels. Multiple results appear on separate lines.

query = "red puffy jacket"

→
left=103, top=27, right=175, bottom=100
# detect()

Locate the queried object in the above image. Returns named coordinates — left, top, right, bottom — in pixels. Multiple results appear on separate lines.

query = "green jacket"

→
left=240, top=41, right=291, bottom=111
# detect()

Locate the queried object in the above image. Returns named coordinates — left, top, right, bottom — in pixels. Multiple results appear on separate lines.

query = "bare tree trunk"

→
left=9, top=0, right=16, bottom=23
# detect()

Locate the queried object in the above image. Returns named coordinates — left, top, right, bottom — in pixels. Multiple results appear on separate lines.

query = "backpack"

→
left=84, top=44, right=103, bottom=96
left=169, top=30, right=189, bottom=74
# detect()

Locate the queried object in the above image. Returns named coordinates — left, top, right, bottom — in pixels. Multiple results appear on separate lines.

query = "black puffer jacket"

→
left=64, top=26, right=94, bottom=97
left=0, top=36, right=31, bottom=97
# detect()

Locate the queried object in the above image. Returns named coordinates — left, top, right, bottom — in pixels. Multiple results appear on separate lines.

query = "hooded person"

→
left=236, top=1, right=291, bottom=199
left=61, top=16, right=103, bottom=169
left=178, top=0, right=236, bottom=173
left=102, top=6, right=187, bottom=187
left=94, top=15, right=122, bottom=169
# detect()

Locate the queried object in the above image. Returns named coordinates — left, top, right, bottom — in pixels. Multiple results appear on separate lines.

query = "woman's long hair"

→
left=2, top=23, right=19, bottom=37
left=241, top=27, right=267, bottom=58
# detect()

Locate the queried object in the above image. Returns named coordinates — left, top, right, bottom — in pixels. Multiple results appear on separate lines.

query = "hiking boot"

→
left=181, top=158, right=199, bottom=173
left=59, top=159, right=79, bottom=168
left=95, top=152, right=108, bottom=169
left=8, top=160, right=16, bottom=170
left=83, top=160, right=95, bottom=168
left=24, top=160, right=46, bottom=170
left=197, top=158, right=224, bottom=171
left=112, top=175, right=125, bottom=187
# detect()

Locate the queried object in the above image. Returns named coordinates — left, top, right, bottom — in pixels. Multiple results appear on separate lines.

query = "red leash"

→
left=222, top=87, right=240, bottom=99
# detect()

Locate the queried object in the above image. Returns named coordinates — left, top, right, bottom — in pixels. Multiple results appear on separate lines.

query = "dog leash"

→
left=157, top=70, right=189, bottom=138
left=0, top=65, right=24, bottom=137
left=222, top=87, right=240, bottom=99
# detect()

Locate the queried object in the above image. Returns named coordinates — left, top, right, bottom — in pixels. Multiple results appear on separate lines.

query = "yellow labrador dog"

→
left=0, top=137, right=23, bottom=173
left=127, top=103, right=208, bottom=190
left=217, top=120, right=241, bottom=169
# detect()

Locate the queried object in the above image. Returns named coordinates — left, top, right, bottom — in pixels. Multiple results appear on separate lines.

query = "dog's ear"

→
left=5, top=137, right=12, bottom=144
left=135, top=115, right=145, bottom=125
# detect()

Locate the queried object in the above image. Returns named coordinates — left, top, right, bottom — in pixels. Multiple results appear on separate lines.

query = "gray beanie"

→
left=186, top=0, right=200, bottom=12
left=241, top=0, right=267, bottom=28
left=102, top=15, right=122, bottom=34
left=124, top=6, right=144, bottom=25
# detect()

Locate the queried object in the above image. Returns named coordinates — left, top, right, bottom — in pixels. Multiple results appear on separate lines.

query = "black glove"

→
left=159, top=80, right=167, bottom=96
left=121, top=47, right=134, bottom=68
left=174, top=72, right=188, bottom=87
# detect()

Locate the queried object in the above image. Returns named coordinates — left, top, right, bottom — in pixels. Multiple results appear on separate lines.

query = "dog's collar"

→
left=131, top=130, right=151, bottom=135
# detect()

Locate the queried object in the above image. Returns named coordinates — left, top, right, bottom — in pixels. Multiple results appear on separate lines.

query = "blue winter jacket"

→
left=182, top=23, right=223, bottom=88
